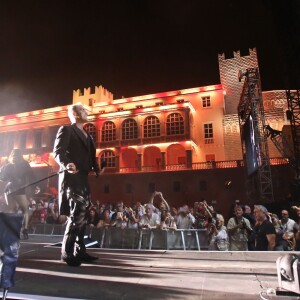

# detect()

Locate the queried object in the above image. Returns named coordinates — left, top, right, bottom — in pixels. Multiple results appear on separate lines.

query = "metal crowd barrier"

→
left=30, top=224, right=209, bottom=250
left=88, top=227, right=208, bottom=251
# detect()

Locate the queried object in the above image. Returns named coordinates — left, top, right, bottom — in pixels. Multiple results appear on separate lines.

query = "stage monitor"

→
left=242, top=114, right=260, bottom=176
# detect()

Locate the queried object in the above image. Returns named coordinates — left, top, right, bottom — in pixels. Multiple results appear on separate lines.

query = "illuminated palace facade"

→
left=0, top=49, right=292, bottom=210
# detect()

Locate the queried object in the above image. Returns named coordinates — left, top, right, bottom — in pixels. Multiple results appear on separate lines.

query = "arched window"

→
left=144, top=116, right=160, bottom=138
left=83, top=123, right=97, bottom=142
left=100, top=150, right=116, bottom=167
left=101, top=121, right=116, bottom=142
left=122, top=118, right=138, bottom=140
left=166, top=113, right=184, bottom=135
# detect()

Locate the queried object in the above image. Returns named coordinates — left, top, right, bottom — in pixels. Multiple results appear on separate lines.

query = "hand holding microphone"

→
left=66, top=163, right=78, bottom=174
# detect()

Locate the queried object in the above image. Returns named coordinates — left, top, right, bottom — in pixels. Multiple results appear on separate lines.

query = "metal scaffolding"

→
left=265, top=125, right=295, bottom=171
left=237, top=68, right=274, bottom=203
left=286, top=90, right=300, bottom=178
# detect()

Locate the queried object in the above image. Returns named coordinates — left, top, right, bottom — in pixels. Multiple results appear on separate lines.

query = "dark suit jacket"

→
left=53, top=124, right=99, bottom=215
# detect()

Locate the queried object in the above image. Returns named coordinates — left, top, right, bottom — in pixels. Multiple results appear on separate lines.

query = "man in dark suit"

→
left=53, top=103, right=100, bottom=266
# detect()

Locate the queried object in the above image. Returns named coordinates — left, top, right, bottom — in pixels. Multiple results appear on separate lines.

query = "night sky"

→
left=1, top=0, right=299, bottom=116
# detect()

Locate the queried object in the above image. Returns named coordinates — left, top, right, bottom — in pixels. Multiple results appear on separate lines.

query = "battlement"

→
left=218, top=48, right=259, bottom=115
left=72, top=85, right=114, bottom=106
left=218, top=48, right=257, bottom=61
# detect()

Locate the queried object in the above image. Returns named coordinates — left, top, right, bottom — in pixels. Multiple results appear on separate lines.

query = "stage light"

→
left=224, top=180, right=232, bottom=189
left=276, top=254, right=300, bottom=296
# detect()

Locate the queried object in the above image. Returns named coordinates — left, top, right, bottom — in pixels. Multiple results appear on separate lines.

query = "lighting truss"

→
left=238, top=68, right=274, bottom=203
left=286, top=90, right=300, bottom=178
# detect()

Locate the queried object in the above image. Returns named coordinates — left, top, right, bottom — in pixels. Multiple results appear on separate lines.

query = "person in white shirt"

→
left=139, top=203, right=160, bottom=229
left=176, top=205, right=195, bottom=229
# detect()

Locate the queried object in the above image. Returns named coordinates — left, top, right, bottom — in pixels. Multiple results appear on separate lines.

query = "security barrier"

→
left=88, top=227, right=209, bottom=250
left=30, top=224, right=209, bottom=250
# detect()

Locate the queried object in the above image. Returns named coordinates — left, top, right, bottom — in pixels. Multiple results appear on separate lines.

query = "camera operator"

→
left=207, top=214, right=228, bottom=251
left=176, top=205, right=195, bottom=230
left=227, top=205, right=252, bottom=251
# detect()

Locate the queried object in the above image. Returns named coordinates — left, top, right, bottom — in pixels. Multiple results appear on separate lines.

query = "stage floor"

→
left=4, top=235, right=296, bottom=300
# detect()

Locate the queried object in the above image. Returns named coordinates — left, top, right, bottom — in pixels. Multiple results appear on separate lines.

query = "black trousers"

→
left=61, top=198, right=88, bottom=258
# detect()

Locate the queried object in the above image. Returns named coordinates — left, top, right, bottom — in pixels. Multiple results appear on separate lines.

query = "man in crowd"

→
left=176, top=205, right=195, bottom=230
left=253, top=205, right=276, bottom=251
left=227, top=205, right=252, bottom=251
left=139, top=203, right=160, bottom=229
left=280, top=209, right=298, bottom=250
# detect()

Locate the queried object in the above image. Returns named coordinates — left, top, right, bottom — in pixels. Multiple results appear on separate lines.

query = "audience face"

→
left=254, top=207, right=267, bottom=223
left=103, top=209, right=110, bottom=220
left=234, top=206, right=243, bottom=218
left=179, top=205, right=188, bottom=216
left=116, top=203, right=124, bottom=212
left=244, top=205, right=251, bottom=214
left=171, top=207, right=177, bottom=216
left=281, top=210, right=289, bottom=222
left=216, top=215, right=224, bottom=229
left=145, top=204, right=153, bottom=217
left=271, top=215, right=280, bottom=226
left=159, top=201, right=167, bottom=210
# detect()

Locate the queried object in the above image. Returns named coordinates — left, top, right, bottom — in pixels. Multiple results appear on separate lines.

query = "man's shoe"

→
left=61, top=255, right=81, bottom=267
left=78, top=253, right=98, bottom=262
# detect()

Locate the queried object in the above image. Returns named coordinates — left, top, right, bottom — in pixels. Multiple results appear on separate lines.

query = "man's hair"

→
left=254, top=205, right=268, bottom=214
left=8, top=148, right=25, bottom=164
left=234, top=205, right=243, bottom=211
left=145, top=203, right=154, bottom=210
left=68, top=103, right=83, bottom=123
left=216, top=214, right=224, bottom=223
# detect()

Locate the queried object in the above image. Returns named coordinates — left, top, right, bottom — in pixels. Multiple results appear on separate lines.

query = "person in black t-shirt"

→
left=253, top=205, right=276, bottom=251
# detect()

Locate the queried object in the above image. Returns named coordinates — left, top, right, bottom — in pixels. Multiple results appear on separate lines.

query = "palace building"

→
left=0, top=49, right=292, bottom=214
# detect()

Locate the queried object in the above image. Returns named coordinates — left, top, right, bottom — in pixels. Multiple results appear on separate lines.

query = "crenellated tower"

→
left=219, top=48, right=259, bottom=160
left=73, top=85, right=113, bottom=107
left=218, top=48, right=259, bottom=115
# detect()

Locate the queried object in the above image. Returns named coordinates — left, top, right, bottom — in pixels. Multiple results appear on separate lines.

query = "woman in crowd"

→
left=160, top=210, right=177, bottom=230
left=127, top=207, right=139, bottom=229
left=86, top=207, right=100, bottom=227
left=97, top=209, right=112, bottom=228
left=207, top=214, right=228, bottom=251
left=271, top=213, right=285, bottom=251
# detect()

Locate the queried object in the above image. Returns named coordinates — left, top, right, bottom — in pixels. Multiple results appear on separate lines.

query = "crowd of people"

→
left=22, top=191, right=300, bottom=252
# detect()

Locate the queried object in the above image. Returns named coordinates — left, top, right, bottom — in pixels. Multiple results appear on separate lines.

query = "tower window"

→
left=202, top=96, right=211, bottom=108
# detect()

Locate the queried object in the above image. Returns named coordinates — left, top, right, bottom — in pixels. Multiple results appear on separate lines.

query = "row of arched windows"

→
left=84, top=113, right=184, bottom=142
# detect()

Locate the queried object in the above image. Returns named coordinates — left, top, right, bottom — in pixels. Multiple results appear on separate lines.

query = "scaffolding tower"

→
left=286, top=90, right=300, bottom=179
left=237, top=68, right=274, bottom=203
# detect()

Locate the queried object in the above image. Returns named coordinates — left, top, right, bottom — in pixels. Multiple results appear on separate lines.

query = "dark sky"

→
left=0, top=0, right=299, bottom=116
